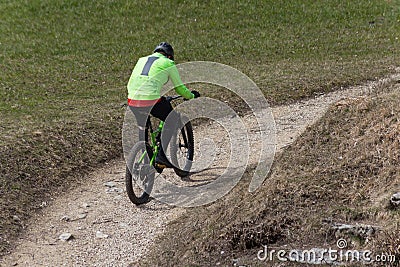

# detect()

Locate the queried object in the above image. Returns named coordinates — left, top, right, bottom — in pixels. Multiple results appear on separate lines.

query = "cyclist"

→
left=127, top=42, right=200, bottom=169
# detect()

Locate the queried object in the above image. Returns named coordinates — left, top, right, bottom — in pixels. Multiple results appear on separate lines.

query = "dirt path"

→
left=1, top=72, right=399, bottom=267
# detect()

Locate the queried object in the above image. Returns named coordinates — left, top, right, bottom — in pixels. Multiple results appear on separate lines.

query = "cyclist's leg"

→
left=150, top=98, right=180, bottom=163
left=129, top=106, right=150, bottom=142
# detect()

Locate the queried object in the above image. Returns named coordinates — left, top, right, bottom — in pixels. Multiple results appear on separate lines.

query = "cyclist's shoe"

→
left=154, top=164, right=164, bottom=174
left=155, top=154, right=173, bottom=169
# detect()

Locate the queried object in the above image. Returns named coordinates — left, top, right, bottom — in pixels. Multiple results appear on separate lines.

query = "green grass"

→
left=1, top=0, right=400, bottom=256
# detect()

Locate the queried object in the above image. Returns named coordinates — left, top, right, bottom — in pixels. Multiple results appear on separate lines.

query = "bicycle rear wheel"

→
left=125, top=141, right=154, bottom=205
left=170, top=120, right=194, bottom=177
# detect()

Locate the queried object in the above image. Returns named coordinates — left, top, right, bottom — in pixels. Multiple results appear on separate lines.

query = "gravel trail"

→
left=1, top=72, right=398, bottom=267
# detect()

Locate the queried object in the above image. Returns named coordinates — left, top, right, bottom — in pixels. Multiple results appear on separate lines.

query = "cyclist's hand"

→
left=191, top=90, right=200, bottom=98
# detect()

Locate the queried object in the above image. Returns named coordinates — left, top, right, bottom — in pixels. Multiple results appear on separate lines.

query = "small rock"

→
left=114, top=195, right=123, bottom=200
left=96, top=231, right=109, bottom=239
left=104, top=181, right=116, bottom=188
left=390, top=192, right=400, bottom=206
left=77, top=213, right=87, bottom=220
left=61, top=216, right=70, bottom=222
left=106, top=187, right=123, bottom=193
left=59, top=233, right=73, bottom=241
left=82, top=203, right=90, bottom=208
left=114, top=187, right=123, bottom=193
left=119, top=222, right=129, bottom=228
left=12, top=215, right=20, bottom=222
left=329, top=222, right=378, bottom=238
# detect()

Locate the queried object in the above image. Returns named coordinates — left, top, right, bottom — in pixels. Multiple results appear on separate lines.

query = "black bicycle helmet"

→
left=153, top=42, right=174, bottom=60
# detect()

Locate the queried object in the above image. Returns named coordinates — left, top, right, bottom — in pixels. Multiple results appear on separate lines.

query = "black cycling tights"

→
left=129, top=97, right=180, bottom=156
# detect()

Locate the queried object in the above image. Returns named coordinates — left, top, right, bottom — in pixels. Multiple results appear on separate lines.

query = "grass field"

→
left=1, top=0, right=400, bottom=256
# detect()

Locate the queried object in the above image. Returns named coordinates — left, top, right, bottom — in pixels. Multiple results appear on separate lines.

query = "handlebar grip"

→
left=165, top=95, right=182, bottom=102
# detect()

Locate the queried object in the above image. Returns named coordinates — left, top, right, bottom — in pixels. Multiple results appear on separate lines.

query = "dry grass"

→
left=144, top=83, right=400, bottom=266
left=0, top=115, right=123, bottom=254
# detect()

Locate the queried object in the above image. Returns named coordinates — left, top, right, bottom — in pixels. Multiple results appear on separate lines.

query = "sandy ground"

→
left=1, top=71, right=399, bottom=267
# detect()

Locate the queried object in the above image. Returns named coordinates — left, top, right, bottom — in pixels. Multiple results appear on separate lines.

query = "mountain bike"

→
left=125, top=95, right=195, bottom=205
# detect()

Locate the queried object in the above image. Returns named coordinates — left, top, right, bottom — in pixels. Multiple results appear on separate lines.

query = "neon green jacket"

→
left=127, top=52, right=194, bottom=101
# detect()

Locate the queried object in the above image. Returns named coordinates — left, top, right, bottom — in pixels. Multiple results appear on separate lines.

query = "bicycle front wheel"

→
left=125, top=141, right=154, bottom=205
left=170, top=120, right=194, bottom=177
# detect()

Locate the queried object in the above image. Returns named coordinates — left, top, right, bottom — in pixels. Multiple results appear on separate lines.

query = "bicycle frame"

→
left=149, top=121, right=164, bottom=165
left=137, top=120, right=164, bottom=166
left=135, top=95, right=182, bottom=166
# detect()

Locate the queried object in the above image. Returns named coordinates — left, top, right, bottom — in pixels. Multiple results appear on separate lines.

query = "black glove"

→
left=191, top=90, right=200, bottom=98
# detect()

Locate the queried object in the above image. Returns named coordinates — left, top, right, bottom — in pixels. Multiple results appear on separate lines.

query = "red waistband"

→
left=127, top=98, right=161, bottom=107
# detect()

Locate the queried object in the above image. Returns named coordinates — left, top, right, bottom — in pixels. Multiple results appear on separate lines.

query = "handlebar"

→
left=165, top=95, right=183, bottom=102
